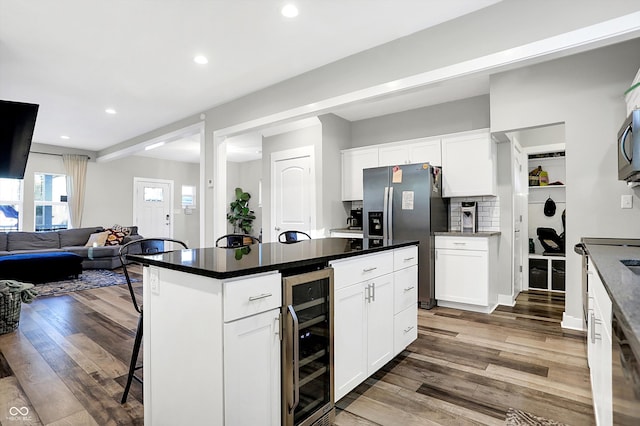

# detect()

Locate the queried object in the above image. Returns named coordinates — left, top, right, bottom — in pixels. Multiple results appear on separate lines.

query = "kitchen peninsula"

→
left=128, top=237, right=418, bottom=426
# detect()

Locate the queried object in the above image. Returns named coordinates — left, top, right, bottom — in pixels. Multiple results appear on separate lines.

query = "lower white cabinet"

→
left=435, top=235, right=498, bottom=313
left=587, top=261, right=612, bottom=426
left=223, top=308, right=281, bottom=425
left=331, top=246, right=418, bottom=401
left=333, top=273, right=394, bottom=400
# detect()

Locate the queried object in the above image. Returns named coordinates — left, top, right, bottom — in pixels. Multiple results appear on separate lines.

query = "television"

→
left=0, top=100, right=39, bottom=179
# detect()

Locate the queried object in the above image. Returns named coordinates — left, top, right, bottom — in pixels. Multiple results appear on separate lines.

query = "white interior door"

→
left=271, top=147, right=314, bottom=242
left=513, top=139, right=527, bottom=295
left=134, top=178, right=173, bottom=239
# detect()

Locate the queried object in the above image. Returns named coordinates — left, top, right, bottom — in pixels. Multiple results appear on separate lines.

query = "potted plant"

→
left=227, top=187, right=256, bottom=234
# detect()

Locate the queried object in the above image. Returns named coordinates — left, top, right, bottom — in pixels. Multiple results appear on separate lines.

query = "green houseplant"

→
left=227, top=187, right=256, bottom=234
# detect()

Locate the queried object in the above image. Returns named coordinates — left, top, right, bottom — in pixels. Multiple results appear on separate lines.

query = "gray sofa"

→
left=0, top=226, right=143, bottom=269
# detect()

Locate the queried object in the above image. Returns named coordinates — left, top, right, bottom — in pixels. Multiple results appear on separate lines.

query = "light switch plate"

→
left=621, top=194, right=633, bottom=209
left=150, top=268, right=160, bottom=294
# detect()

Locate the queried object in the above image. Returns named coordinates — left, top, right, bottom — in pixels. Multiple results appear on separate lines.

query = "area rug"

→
left=33, top=269, right=139, bottom=297
left=505, top=408, right=567, bottom=426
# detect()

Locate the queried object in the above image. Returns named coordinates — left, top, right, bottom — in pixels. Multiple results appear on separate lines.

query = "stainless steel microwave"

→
left=618, top=109, right=640, bottom=181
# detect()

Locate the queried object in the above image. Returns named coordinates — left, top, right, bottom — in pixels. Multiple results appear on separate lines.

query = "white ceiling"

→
left=0, top=0, right=502, bottom=163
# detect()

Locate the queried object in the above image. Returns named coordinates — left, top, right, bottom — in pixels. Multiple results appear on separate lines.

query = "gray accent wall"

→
left=350, top=95, right=490, bottom=148
left=490, top=37, right=640, bottom=325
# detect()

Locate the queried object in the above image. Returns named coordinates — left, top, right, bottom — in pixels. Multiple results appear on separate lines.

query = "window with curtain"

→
left=34, top=173, right=69, bottom=231
left=0, top=178, right=22, bottom=231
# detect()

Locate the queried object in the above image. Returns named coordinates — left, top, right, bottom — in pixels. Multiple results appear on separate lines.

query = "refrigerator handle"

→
left=388, top=186, right=394, bottom=240
left=383, top=186, right=389, bottom=240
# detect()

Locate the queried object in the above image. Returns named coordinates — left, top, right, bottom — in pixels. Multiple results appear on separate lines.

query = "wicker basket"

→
left=0, top=293, right=22, bottom=335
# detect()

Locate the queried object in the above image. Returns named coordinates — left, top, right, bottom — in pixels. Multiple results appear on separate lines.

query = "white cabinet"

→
left=224, top=308, right=281, bottom=425
left=441, top=129, right=496, bottom=197
left=341, top=147, right=378, bottom=200
left=587, top=262, right=612, bottom=426
left=330, top=246, right=417, bottom=401
left=144, top=268, right=282, bottom=426
left=434, top=235, right=498, bottom=313
left=392, top=246, right=418, bottom=356
left=378, top=137, right=441, bottom=167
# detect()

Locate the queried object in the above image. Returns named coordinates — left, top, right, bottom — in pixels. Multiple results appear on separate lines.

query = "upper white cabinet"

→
left=341, top=147, right=378, bottom=201
left=378, top=137, right=441, bottom=167
left=441, top=129, right=496, bottom=197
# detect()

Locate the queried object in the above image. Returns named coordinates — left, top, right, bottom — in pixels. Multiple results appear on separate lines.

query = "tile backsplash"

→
left=449, top=196, right=500, bottom=232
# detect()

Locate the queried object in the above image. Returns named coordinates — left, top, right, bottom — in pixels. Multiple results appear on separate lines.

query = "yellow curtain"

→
left=62, top=154, right=88, bottom=228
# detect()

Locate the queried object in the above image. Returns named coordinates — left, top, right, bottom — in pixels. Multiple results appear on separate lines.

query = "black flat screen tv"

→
left=0, top=100, right=39, bottom=179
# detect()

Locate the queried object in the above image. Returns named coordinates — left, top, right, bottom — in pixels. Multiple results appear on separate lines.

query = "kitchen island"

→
left=582, top=239, right=640, bottom=425
left=128, top=237, right=418, bottom=426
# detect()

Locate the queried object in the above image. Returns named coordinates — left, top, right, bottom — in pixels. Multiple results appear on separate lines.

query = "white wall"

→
left=226, top=159, right=262, bottom=238
left=22, top=152, right=200, bottom=247
left=491, top=37, right=640, bottom=327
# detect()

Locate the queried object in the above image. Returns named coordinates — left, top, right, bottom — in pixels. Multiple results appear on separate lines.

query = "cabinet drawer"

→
left=435, top=236, right=488, bottom=251
left=331, top=252, right=394, bottom=291
left=394, top=304, right=418, bottom=355
left=224, top=272, right=282, bottom=322
left=394, top=265, right=417, bottom=314
left=394, top=246, right=418, bottom=270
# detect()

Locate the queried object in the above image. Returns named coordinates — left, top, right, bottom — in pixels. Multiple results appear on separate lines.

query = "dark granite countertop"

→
left=434, top=231, right=502, bottom=237
left=127, top=237, right=418, bottom=280
left=584, top=239, right=640, bottom=358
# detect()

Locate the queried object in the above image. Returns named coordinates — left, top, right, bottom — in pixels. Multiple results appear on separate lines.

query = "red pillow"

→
left=105, top=228, right=127, bottom=246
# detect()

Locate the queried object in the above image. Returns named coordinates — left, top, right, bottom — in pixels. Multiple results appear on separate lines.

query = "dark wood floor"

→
left=0, top=273, right=592, bottom=425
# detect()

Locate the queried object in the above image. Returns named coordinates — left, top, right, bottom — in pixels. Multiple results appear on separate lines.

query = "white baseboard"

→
left=561, top=312, right=586, bottom=331
left=437, top=300, right=496, bottom=314
left=497, top=293, right=516, bottom=307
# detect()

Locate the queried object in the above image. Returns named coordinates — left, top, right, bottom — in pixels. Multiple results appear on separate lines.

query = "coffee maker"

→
left=348, top=209, right=363, bottom=230
left=461, top=202, right=478, bottom=233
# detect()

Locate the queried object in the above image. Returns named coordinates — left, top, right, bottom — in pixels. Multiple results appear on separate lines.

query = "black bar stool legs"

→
left=121, top=313, right=143, bottom=403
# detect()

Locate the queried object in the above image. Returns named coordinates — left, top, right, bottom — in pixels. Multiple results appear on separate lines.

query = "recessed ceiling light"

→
left=145, top=141, right=166, bottom=151
left=194, top=55, right=208, bottom=65
left=60, top=135, right=70, bottom=140
left=105, top=108, right=117, bottom=114
left=281, top=3, right=298, bottom=18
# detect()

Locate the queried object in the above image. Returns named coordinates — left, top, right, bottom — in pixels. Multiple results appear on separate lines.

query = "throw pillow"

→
left=85, top=231, right=109, bottom=247
left=111, top=224, right=132, bottom=236
left=105, top=228, right=127, bottom=246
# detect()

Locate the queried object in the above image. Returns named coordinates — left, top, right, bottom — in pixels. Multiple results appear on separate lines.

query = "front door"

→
left=271, top=147, right=313, bottom=242
left=134, top=178, right=173, bottom=239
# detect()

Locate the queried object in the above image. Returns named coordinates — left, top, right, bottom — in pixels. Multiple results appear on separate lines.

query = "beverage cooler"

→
left=282, top=267, right=335, bottom=426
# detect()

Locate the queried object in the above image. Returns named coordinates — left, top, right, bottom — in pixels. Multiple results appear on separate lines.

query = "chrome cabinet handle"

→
left=453, top=242, right=466, bottom=245
left=363, top=266, right=377, bottom=272
left=365, top=283, right=372, bottom=303
left=248, top=293, right=272, bottom=301
left=371, top=282, right=376, bottom=302
left=403, top=256, right=415, bottom=261
left=404, top=326, right=415, bottom=333
left=404, top=286, right=415, bottom=292
left=287, top=305, right=300, bottom=413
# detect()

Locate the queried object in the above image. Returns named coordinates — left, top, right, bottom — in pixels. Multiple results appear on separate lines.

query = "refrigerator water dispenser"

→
left=461, top=202, right=478, bottom=233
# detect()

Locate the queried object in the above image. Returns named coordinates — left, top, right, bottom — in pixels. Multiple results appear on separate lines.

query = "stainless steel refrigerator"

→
left=363, top=163, right=448, bottom=309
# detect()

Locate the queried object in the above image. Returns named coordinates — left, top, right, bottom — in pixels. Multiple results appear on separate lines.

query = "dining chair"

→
left=119, top=237, right=188, bottom=404
left=278, top=230, right=311, bottom=244
left=215, top=233, right=259, bottom=248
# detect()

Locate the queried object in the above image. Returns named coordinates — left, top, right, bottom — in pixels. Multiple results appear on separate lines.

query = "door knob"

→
left=275, top=226, right=281, bottom=231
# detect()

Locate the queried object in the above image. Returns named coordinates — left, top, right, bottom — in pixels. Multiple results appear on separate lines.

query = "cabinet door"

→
left=435, top=248, right=488, bottom=305
left=378, top=145, right=409, bottom=167
left=341, top=148, right=378, bottom=200
left=224, top=308, right=281, bottom=426
left=334, top=282, right=367, bottom=401
left=408, top=138, right=441, bottom=166
left=366, top=273, right=394, bottom=374
left=441, top=130, right=495, bottom=197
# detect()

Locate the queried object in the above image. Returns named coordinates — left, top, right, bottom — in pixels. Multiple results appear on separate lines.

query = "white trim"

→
left=133, top=177, right=175, bottom=238
left=497, top=293, right=516, bottom=307
left=561, top=312, right=586, bottom=331
left=97, top=122, right=205, bottom=163
left=270, top=146, right=316, bottom=243
left=523, top=143, right=566, bottom=155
